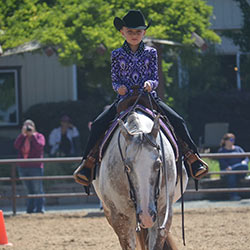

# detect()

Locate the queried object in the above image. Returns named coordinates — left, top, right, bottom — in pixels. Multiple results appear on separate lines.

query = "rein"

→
left=117, top=92, right=186, bottom=246
left=148, top=93, right=186, bottom=246
left=117, top=131, right=141, bottom=232
left=146, top=93, right=170, bottom=230
left=117, top=92, right=162, bottom=232
left=117, top=90, right=144, bottom=231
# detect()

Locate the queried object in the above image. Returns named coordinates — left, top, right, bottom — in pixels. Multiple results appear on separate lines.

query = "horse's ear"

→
left=149, top=114, right=160, bottom=139
left=118, top=119, right=132, bottom=141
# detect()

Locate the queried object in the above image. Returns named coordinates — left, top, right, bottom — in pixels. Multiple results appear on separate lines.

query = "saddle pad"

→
left=99, top=104, right=179, bottom=161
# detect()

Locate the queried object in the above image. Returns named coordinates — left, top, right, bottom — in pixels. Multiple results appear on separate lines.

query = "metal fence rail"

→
left=1, top=153, right=250, bottom=215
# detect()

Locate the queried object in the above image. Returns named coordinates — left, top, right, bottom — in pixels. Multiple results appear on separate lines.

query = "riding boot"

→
left=178, top=139, right=209, bottom=180
left=73, top=157, right=96, bottom=186
left=184, top=151, right=208, bottom=180
left=73, top=133, right=104, bottom=186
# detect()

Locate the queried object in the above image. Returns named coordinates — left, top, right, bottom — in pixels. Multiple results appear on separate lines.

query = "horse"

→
left=93, top=108, right=188, bottom=250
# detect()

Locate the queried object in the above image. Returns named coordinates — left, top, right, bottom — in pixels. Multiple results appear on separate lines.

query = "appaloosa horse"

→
left=93, top=109, right=188, bottom=250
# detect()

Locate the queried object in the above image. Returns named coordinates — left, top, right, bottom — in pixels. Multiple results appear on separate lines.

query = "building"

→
left=207, top=0, right=249, bottom=90
left=0, top=42, right=78, bottom=157
left=0, top=42, right=77, bottom=144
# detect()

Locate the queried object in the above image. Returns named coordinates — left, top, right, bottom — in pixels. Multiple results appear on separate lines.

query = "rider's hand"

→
left=118, top=85, right=127, bottom=95
left=144, top=81, right=152, bottom=92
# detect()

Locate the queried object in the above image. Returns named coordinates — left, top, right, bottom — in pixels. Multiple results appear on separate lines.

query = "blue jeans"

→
left=18, top=167, right=45, bottom=213
left=224, top=163, right=248, bottom=198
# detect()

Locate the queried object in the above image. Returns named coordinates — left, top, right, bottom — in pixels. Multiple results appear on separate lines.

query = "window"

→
left=0, top=69, right=20, bottom=126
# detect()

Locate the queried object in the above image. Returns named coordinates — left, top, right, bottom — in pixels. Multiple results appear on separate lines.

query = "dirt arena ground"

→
left=1, top=206, right=250, bottom=250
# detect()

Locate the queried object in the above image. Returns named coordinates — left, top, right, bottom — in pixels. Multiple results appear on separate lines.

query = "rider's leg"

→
left=74, top=102, right=117, bottom=185
left=156, top=99, right=208, bottom=180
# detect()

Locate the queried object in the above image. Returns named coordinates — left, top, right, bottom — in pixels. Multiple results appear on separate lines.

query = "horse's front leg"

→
left=149, top=207, right=177, bottom=250
left=105, top=209, right=137, bottom=250
left=148, top=222, right=169, bottom=250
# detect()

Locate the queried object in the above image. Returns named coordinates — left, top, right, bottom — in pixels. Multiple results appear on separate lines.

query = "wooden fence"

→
left=1, top=153, right=250, bottom=215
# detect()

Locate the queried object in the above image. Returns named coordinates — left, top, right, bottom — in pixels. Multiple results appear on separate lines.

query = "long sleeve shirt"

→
left=14, top=132, right=45, bottom=168
left=218, top=145, right=249, bottom=170
left=49, top=126, right=80, bottom=155
left=111, top=41, right=159, bottom=100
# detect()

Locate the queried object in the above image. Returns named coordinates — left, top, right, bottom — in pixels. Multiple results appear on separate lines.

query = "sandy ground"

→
left=1, top=206, right=250, bottom=250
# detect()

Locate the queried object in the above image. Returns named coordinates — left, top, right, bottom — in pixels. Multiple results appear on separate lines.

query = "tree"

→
left=0, top=0, right=220, bottom=66
left=0, top=0, right=221, bottom=103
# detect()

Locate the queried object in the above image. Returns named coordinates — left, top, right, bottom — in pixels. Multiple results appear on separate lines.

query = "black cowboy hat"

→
left=114, top=10, right=152, bottom=31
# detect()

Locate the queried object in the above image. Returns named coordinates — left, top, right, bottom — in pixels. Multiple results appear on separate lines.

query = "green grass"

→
left=203, top=158, right=220, bottom=179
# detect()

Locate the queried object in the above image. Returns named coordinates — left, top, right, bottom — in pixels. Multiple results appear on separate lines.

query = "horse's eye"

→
left=125, top=165, right=131, bottom=173
left=154, top=161, right=162, bottom=171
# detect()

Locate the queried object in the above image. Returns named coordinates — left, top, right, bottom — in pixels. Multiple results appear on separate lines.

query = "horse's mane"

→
left=126, top=112, right=141, bottom=133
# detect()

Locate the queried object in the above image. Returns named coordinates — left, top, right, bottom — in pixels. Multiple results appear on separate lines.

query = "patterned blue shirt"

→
left=111, top=41, right=159, bottom=100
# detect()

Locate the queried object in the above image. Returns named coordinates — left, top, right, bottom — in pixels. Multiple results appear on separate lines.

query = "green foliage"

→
left=0, top=0, right=220, bottom=67
left=203, top=158, right=220, bottom=179
left=0, top=0, right=221, bottom=104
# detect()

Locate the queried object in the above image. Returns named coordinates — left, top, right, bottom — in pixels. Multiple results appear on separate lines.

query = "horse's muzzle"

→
left=137, top=207, right=157, bottom=229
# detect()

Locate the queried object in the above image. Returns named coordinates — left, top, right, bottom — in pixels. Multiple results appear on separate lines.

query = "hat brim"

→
left=114, top=17, right=152, bottom=31
left=114, top=17, right=125, bottom=31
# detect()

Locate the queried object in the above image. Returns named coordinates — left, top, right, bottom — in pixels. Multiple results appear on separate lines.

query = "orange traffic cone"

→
left=0, top=210, right=13, bottom=246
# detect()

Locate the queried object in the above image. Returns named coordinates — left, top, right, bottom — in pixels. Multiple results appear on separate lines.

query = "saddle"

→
left=75, top=93, right=208, bottom=187
left=117, top=87, right=158, bottom=114
left=99, top=103, right=179, bottom=162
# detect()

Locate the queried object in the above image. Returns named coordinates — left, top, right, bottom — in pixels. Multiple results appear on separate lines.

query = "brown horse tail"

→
left=136, top=228, right=148, bottom=250
left=163, top=232, right=178, bottom=250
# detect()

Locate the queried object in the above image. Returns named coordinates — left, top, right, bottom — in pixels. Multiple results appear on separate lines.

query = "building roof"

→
left=0, top=41, right=42, bottom=57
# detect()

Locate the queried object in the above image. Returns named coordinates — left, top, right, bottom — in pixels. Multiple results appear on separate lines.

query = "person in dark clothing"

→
left=74, top=10, right=208, bottom=186
left=218, top=133, right=249, bottom=201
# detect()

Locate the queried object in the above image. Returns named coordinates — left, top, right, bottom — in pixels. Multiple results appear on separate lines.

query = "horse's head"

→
left=118, top=114, right=163, bottom=229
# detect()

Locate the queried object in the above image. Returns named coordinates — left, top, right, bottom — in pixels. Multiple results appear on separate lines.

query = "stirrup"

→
left=185, top=152, right=209, bottom=180
left=73, top=157, right=95, bottom=186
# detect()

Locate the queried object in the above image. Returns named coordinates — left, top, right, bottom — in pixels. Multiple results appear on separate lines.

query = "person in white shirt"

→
left=49, top=115, right=81, bottom=156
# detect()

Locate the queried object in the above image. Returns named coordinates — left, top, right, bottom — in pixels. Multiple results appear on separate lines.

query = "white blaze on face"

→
left=124, top=112, right=161, bottom=228
left=125, top=112, right=159, bottom=228
left=133, top=146, right=157, bottom=228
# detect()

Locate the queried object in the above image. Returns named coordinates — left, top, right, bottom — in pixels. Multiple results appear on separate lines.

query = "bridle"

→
left=118, top=127, right=163, bottom=232
left=116, top=92, right=186, bottom=245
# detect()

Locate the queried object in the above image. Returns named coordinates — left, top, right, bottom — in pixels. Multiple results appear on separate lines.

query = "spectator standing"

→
left=49, top=115, right=81, bottom=157
left=218, top=133, right=249, bottom=201
left=14, top=119, right=46, bottom=213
